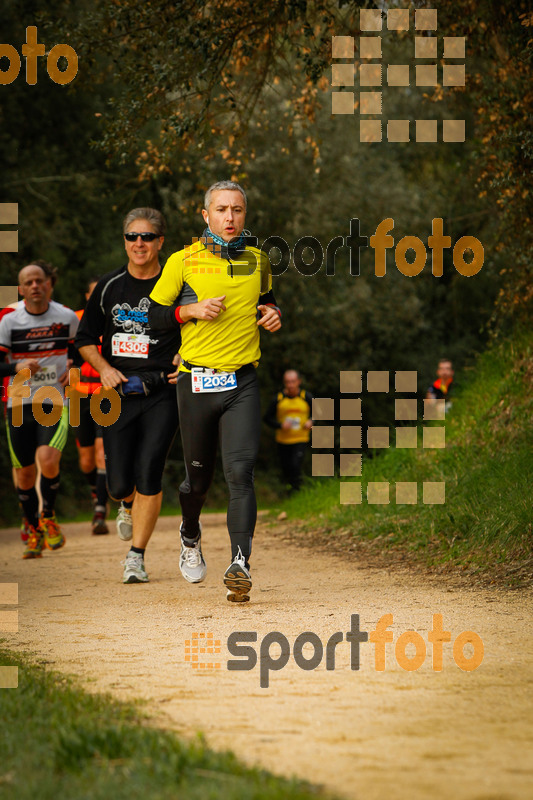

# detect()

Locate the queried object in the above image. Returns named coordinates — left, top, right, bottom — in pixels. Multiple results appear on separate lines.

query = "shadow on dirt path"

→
left=2, top=514, right=532, bottom=800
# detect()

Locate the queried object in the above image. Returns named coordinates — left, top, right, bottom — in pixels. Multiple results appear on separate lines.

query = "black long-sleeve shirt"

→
left=75, top=266, right=180, bottom=377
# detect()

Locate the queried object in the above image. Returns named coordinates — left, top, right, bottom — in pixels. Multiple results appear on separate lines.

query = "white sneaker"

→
left=224, top=548, right=252, bottom=602
left=122, top=552, right=149, bottom=583
left=179, top=522, right=206, bottom=583
left=116, top=502, right=133, bottom=541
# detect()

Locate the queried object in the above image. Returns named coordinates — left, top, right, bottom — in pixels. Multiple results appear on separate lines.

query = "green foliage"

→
left=274, top=328, right=533, bottom=583
left=433, top=0, right=533, bottom=328
left=50, top=0, right=340, bottom=164
left=0, top=1, right=530, bottom=521
left=0, top=648, right=333, bottom=799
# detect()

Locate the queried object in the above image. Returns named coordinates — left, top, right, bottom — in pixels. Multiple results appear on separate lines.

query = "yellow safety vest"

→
left=275, top=390, right=311, bottom=444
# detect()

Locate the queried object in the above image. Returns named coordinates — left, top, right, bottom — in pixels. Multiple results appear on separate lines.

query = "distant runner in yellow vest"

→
left=264, top=369, right=313, bottom=492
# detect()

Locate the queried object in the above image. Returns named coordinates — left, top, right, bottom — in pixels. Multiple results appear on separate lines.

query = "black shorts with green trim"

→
left=6, top=403, right=69, bottom=468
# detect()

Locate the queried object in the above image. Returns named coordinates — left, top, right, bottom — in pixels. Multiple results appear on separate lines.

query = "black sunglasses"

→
left=124, top=232, right=160, bottom=242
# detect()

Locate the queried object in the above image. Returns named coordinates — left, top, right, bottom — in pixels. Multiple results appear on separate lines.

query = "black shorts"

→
left=6, top=403, right=69, bottom=469
left=102, top=384, right=179, bottom=498
left=74, top=396, right=103, bottom=448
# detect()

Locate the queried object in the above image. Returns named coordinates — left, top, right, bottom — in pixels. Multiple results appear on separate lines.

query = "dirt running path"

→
left=1, top=514, right=532, bottom=799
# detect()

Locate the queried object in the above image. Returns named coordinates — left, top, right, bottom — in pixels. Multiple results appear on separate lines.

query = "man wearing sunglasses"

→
left=148, top=181, right=281, bottom=602
left=75, top=208, right=180, bottom=584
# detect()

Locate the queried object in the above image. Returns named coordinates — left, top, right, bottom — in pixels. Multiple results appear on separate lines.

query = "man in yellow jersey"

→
left=264, top=369, right=313, bottom=492
left=148, top=180, right=281, bottom=602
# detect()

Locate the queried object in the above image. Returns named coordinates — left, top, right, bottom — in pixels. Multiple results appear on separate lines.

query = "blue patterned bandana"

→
left=202, top=227, right=248, bottom=258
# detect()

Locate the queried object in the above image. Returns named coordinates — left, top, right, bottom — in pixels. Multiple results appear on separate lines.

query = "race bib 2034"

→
left=191, top=368, right=237, bottom=393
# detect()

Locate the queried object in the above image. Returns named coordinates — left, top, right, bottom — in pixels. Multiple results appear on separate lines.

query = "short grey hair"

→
left=204, top=181, right=247, bottom=211
left=122, top=207, right=166, bottom=236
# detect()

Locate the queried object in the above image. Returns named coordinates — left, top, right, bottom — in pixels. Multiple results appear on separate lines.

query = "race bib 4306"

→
left=191, top=368, right=237, bottom=393
left=112, top=333, right=149, bottom=358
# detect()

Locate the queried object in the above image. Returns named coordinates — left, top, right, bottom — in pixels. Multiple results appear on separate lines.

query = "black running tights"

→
left=176, top=365, right=261, bottom=564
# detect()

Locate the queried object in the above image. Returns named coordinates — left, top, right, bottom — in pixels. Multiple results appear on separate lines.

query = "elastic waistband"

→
left=181, top=360, right=254, bottom=374
left=79, top=376, right=102, bottom=384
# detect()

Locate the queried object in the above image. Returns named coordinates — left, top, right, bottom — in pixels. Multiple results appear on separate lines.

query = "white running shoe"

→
left=116, top=502, right=133, bottom=541
left=224, top=548, right=252, bottom=602
left=179, top=522, right=206, bottom=583
left=122, top=552, right=149, bottom=584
